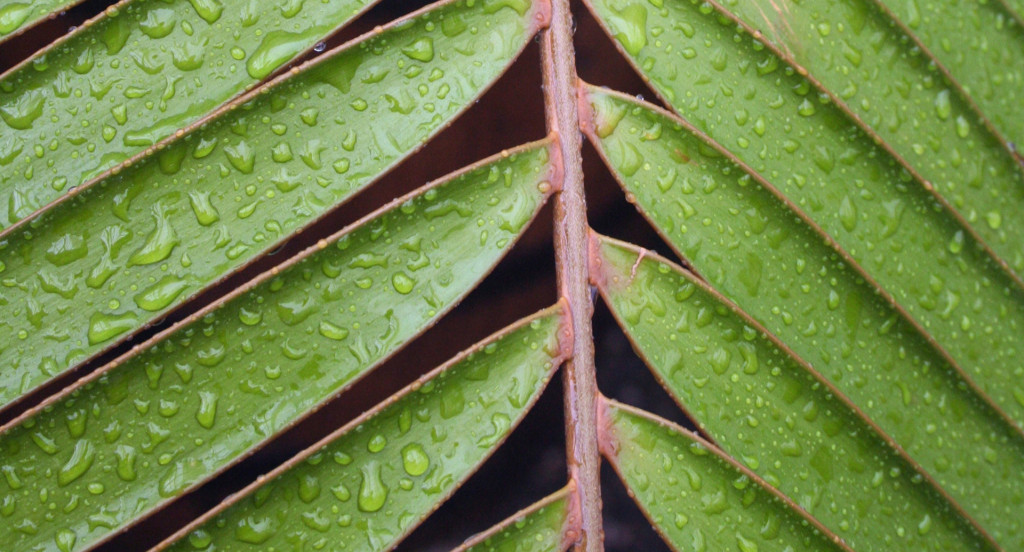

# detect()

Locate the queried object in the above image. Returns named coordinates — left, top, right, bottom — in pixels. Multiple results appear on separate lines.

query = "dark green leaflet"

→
left=585, top=0, right=1024, bottom=279
left=0, top=0, right=381, bottom=228
left=0, top=0, right=544, bottom=409
left=602, top=400, right=849, bottom=552
left=159, top=304, right=569, bottom=552
left=579, top=0, right=1024, bottom=428
left=721, top=0, right=1024, bottom=271
left=0, top=0, right=83, bottom=41
left=583, top=89, right=1024, bottom=548
left=457, top=488, right=571, bottom=552
left=0, top=140, right=555, bottom=552
left=594, top=237, right=997, bottom=551
left=869, top=0, right=1024, bottom=147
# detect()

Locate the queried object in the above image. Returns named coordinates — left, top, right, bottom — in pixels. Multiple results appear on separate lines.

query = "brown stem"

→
left=539, top=0, right=604, bottom=550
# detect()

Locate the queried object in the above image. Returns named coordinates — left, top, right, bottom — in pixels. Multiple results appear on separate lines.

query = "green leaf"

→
left=577, top=18, right=1024, bottom=432
left=582, top=89, right=1024, bottom=547
left=600, top=399, right=849, bottom=552
left=455, top=487, right=571, bottom=552
left=593, top=236, right=1001, bottom=551
left=0, top=140, right=555, bottom=552
left=0, top=0, right=545, bottom=409
left=0, top=0, right=382, bottom=228
left=721, top=0, right=1024, bottom=270
left=156, top=304, right=569, bottom=552
left=1005, top=0, right=1024, bottom=21
left=874, top=0, right=1024, bottom=147
left=584, top=0, right=1024, bottom=279
left=0, top=0, right=81, bottom=41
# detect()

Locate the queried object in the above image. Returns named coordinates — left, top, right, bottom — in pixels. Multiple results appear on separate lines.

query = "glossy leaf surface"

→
left=579, top=25, right=1024, bottom=430
left=594, top=236, right=997, bottom=551
left=159, top=304, right=569, bottom=552
left=0, top=0, right=543, bottom=409
left=0, top=0, right=81, bottom=41
left=871, top=0, right=1024, bottom=147
left=583, top=90, right=1024, bottom=547
left=601, top=400, right=848, bottom=552
left=585, top=0, right=1024, bottom=278
left=709, top=0, right=1024, bottom=269
left=0, top=0, right=381, bottom=228
left=0, top=141, right=554, bottom=552
left=456, top=488, right=571, bottom=552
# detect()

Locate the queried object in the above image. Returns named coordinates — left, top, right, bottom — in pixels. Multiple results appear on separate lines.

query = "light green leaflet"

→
left=0, top=0, right=83, bottom=40
left=869, top=0, right=1024, bottom=147
left=0, top=0, right=382, bottom=228
left=580, top=0, right=1024, bottom=426
left=0, top=140, right=555, bottom=552
left=456, top=488, right=571, bottom=552
left=868, top=0, right=1024, bottom=149
left=0, top=0, right=544, bottom=409
left=1006, top=0, right=1024, bottom=21
left=583, top=89, right=1024, bottom=548
left=585, top=0, right=1024, bottom=278
left=157, top=304, right=569, bottom=552
left=601, top=400, right=849, bottom=552
left=594, top=238, right=997, bottom=551
left=717, top=0, right=1024, bottom=268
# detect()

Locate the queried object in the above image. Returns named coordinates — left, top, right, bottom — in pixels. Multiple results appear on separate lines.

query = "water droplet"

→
left=367, top=434, right=387, bottom=453
left=54, top=529, right=77, bottom=552
left=402, top=444, right=429, bottom=476
left=196, top=391, right=218, bottom=429
left=357, top=461, right=388, bottom=512
left=134, top=275, right=188, bottom=311
left=934, top=90, right=951, bottom=120
left=88, top=311, right=138, bottom=345
left=247, top=30, right=313, bottom=79
left=129, top=204, right=180, bottom=266
left=392, top=272, right=416, bottom=294
left=235, top=515, right=276, bottom=544
left=0, top=3, right=32, bottom=34
left=58, top=440, right=96, bottom=486
left=187, top=0, right=223, bottom=23
left=402, top=37, right=435, bottom=62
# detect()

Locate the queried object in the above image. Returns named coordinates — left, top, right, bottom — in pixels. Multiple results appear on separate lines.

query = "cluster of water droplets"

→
left=163, top=311, right=560, bottom=551
left=592, top=0, right=1024, bottom=434
left=0, top=141, right=551, bottom=551
left=599, top=243, right=996, bottom=550
left=590, top=90, right=1024, bottom=547
left=876, top=0, right=1024, bottom=158
left=0, top=0, right=540, bottom=408
left=716, top=0, right=1024, bottom=275
left=0, top=0, right=381, bottom=231
left=608, top=406, right=847, bottom=552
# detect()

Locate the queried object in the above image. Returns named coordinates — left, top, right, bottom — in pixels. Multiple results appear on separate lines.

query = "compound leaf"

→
left=579, top=82, right=1024, bottom=437
left=0, top=0, right=546, bottom=410
left=593, top=235, right=1000, bottom=551
left=0, top=140, right=555, bottom=552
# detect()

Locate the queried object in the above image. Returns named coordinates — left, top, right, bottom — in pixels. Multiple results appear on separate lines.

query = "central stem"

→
left=539, top=0, right=604, bottom=550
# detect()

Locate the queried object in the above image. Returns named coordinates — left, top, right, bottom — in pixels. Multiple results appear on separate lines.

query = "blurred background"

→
left=0, top=1, right=700, bottom=549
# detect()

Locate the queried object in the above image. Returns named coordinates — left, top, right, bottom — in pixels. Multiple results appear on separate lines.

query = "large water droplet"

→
left=357, top=461, right=388, bottom=512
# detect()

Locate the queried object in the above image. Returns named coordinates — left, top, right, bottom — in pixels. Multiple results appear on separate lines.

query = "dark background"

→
left=0, top=1, right=698, bottom=549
